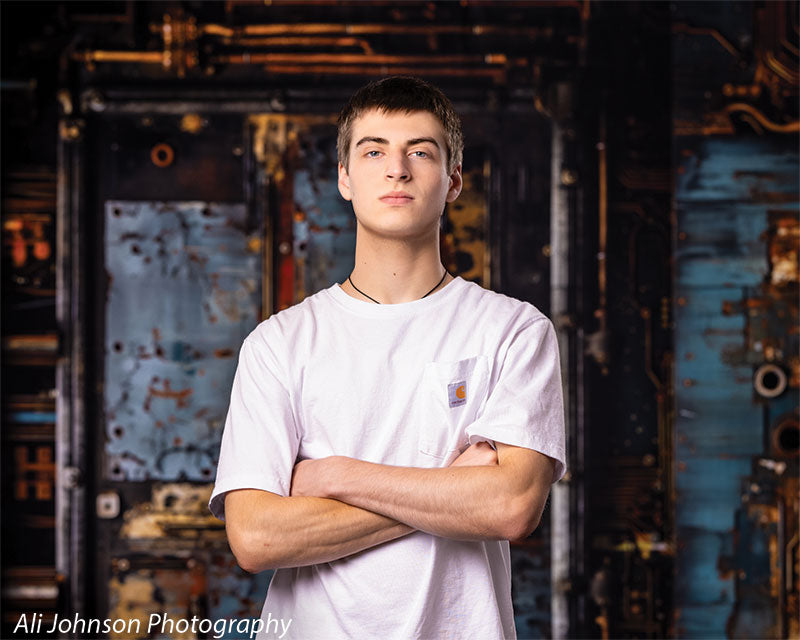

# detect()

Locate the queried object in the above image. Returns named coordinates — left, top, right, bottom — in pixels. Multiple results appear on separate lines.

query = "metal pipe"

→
left=56, top=114, right=88, bottom=620
left=724, top=102, right=800, bottom=133
left=224, top=36, right=375, bottom=55
left=203, top=22, right=557, bottom=37
left=213, top=52, right=507, bottom=65
left=73, top=51, right=164, bottom=64
left=550, top=109, right=571, bottom=640
left=255, top=64, right=506, bottom=81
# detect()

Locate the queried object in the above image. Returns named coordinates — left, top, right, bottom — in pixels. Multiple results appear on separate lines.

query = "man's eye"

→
left=411, top=151, right=428, bottom=158
left=366, top=150, right=381, bottom=158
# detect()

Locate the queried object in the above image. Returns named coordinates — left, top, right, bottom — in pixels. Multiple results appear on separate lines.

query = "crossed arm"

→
left=225, top=441, right=556, bottom=573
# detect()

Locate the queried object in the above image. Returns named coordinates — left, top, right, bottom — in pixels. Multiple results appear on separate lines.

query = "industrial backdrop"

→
left=1, top=1, right=797, bottom=639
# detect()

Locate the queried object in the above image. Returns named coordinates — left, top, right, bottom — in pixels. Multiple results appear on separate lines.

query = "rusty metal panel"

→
left=104, top=201, right=260, bottom=481
left=292, top=122, right=356, bottom=299
left=674, top=136, right=799, bottom=638
left=108, top=482, right=271, bottom=639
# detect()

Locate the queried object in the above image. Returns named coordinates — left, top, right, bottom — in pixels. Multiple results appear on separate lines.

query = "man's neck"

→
left=342, top=230, right=452, bottom=304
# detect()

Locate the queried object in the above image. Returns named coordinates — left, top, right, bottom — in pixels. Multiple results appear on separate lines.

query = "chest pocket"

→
left=418, top=355, right=491, bottom=462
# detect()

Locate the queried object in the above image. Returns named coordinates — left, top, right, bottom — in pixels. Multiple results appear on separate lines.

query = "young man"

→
left=209, top=76, right=566, bottom=639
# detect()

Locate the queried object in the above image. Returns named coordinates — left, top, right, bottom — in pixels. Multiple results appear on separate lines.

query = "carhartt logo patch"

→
left=448, top=381, right=467, bottom=408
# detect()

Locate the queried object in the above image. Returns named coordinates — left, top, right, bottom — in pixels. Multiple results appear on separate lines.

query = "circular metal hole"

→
left=773, top=419, right=799, bottom=457
left=150, top=142, right=175, bottom=168
left=753, top=363, right=787, bottom=399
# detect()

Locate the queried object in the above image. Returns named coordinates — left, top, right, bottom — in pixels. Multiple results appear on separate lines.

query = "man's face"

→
left=338, top=109, right=462, bottom=242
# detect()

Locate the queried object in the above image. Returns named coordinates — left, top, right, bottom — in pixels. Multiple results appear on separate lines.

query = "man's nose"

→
left=385, top=152, right=410, bottom=181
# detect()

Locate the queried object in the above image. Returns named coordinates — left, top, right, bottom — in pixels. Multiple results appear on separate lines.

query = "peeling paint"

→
left=104, top=201, right=260, bottom=481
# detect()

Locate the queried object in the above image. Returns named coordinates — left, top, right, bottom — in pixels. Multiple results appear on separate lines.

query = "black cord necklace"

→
left=348, top=269, right=448, bottom=304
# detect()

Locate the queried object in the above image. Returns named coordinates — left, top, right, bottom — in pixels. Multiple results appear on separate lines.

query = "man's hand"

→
left=290, top=441, right=498, bottom=498
left=290, top=457, right=338, bottom=498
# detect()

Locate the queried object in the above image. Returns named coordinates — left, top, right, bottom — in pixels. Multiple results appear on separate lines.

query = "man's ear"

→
left=446, top=164, right=463, bottom=203
left=338, top=162, right=352, bottom=201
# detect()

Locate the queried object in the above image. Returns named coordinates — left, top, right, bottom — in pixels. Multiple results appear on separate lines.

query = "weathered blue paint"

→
left=104, top=201, right=260, bottom=481
left=676, top=204, right=770, bottom=285
left=676, top=139, right=799, bottom=203
left=674, top=133, right=799, bottom=639
left=207, top=559, right=272, bottom=639
left=292, top=128, right=356, bottom=300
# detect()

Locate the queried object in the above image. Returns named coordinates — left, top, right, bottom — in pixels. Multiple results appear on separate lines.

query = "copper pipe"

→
left=725, top=102, right=800, bottom=132
left=214, top=52, right=507, bottom=65
left=597, top=118, right=608, bottom=315
left=73, top=51, right=164, bottom=64
left=764, top=50, right=799, bottom=83
left=203, top=23, right=554, bottom=38
left=256, top=64, right=506, bottom=81
left=672, top=23, right=742, bottom=58
left=225, top=36, right=375, bottom=55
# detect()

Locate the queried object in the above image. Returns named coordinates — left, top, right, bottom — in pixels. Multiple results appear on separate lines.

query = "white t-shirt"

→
left=209, top=276, right=566, bottom=639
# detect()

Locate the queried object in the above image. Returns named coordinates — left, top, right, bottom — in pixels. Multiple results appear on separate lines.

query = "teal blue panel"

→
left=675, top=528, right=733, bottom=605
left=674, top=457, right=752, bottom=532
left=674, top=134, right=799, bottom=639
left=104, top=201, right=260, bottom=481
left=676, top=203, right=769, bottom=286
left=676, top=138, right=799, bottom=203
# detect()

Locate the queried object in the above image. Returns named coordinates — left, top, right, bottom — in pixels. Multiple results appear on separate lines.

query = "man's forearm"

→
left=330, top=462, right=523, bottom=540
left=292, top=444, right=553, bottom=542
left=225, top=491, right=413, bottom=572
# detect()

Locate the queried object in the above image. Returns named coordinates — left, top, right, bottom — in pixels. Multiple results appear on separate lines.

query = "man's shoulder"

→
left=457, top=279, right=549, bottom=328
left=246, top=286, right=333, bottom=344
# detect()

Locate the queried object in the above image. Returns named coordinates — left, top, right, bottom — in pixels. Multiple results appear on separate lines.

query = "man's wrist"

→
left=325, top=456, right=354, bottom=500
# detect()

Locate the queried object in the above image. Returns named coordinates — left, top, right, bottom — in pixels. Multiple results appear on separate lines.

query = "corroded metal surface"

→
left=104, top=201, right=260, bottom=481
left=120, top=483, right=224, bottom=543
left=292, top=121, right=356, bottom=299
left=442, top=160, right=489, bottom=287
left=674, top=135, right=799, bottom=638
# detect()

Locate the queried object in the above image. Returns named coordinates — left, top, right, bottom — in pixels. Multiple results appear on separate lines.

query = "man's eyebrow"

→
left=406, top=137, right=440, bottom=149
left=355, top=136, right=389, bottom=147
left=354, top=136, right=441, bottom=149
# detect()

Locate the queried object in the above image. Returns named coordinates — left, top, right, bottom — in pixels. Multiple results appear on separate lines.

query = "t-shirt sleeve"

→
left=466, top=317, right=567, bottom=483
left=208, top=331, right=300, bottom=521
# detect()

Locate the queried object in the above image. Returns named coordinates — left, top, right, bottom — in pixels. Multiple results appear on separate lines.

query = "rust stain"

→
left=144, top=379, right=193, bottom=410
left=766, top=210, right=799, bottom=285
left=120, top=483, right=224, bottom=540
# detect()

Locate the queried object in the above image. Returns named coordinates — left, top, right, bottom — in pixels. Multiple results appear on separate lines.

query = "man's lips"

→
left=380, top=192, right=414, bottom=204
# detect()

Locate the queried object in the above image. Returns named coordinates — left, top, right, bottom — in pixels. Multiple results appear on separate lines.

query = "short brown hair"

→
left=337, top=76, right=464, bottom=174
